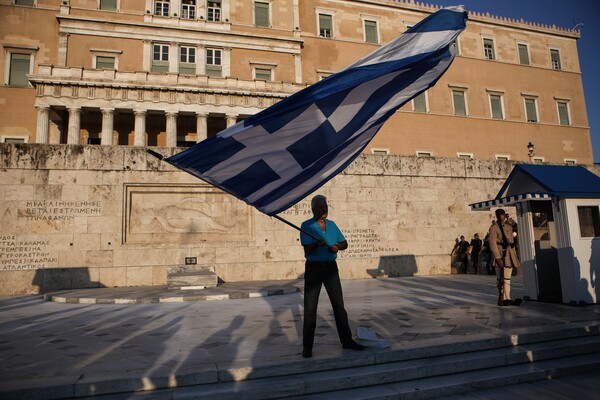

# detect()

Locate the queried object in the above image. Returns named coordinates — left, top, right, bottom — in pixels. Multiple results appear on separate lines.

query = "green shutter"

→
left=490, top=94, right=503, bottom=119
left=255, top=2, right=269, bottom=27
left=558, top=102, right=570, bottom=125
left=364, top=20, right=377, bottom=44
left=319, top=14, right=332, bottom=37
left=255, top=68, right=271, bottom=80
left=9, top=53, right=30, bottom=86
left=100, top=0, right=117, bottom=10
left=453, top=90, right=466, bottom=116
left=518, top=44, right=529, bottom=65
left=525, top=98, right=538, bottom=122
left=15, top=0, right=35, bottom=6
left=413, top=93, right=427, bottom=113
left=96, top=56, right=115, bottom=69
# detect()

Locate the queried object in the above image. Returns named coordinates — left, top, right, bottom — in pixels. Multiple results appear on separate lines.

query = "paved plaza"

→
left=1, top=274, right=599, bottom=398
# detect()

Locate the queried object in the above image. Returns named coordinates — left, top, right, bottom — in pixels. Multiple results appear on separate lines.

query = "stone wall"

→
left=2, top=144, right=596, bottom=295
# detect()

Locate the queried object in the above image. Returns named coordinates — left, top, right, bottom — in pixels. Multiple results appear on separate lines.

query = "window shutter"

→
left=96, top=56, right=115, bottom=69
left=413, top=93, right=427, bottom=112
left=490, top=95, right=503, bottom=119
left=518, top=44, right=529, bottom=65
left=255, top=2, right=269, bottom=27
left=100, top=0, right=117, bottom=10
left=558, top=102, right=570, bottom=125
left=364, top=20, right=377, bottom=44
left=9, top=53, right=30, bottom=86
left=453, top=91, right=466, bottom=116
left=525, top=99, right=537, bottom=122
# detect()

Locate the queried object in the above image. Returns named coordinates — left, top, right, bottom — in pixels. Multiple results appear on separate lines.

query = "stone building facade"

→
left=0, top=0, right=592, bottom=163
left=8, top=143, right=599, bottom=296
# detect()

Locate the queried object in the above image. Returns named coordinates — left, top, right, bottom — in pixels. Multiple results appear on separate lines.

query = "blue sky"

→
left=433, top=0, right=600, bottom=163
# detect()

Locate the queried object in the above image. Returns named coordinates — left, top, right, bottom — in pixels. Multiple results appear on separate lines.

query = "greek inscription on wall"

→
left=0, top=235, right=58, bottom=271
left=18, top=200, right=102, bottom=221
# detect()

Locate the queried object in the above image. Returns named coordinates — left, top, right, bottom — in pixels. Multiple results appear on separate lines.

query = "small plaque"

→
left=185, top=257, right=197, bottom=265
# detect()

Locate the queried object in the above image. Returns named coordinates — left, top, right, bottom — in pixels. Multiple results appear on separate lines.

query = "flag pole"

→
left=272, top=214, right=323, bottom=242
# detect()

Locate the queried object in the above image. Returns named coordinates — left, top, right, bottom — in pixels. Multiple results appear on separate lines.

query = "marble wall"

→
left=3, top=144, right=593, bottom=295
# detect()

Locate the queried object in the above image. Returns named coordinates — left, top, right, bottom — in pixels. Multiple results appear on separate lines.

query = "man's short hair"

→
left=495, top=208, right=506, bottom=219
left=311, top=194, right=327, bottom=208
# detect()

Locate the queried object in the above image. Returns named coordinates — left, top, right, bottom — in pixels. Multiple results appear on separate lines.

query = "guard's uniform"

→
left=487, top=221, right=520, bottom=302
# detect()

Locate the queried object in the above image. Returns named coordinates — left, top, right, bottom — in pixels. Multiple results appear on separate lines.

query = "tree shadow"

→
left=32, top=267, right=104, bottom=293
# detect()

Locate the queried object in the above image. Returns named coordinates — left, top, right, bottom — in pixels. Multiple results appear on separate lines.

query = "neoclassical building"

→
left=0, top=0, right=593, bottom=163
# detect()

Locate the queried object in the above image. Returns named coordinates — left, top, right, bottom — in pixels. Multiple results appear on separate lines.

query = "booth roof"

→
left=470, top=164, right=600, bottom=211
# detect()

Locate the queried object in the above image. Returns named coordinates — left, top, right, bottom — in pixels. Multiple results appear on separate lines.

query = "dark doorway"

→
left=532, top=201, right=562, bottom=302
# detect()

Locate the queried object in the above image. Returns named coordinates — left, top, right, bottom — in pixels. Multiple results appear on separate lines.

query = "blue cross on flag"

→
left=166, top=6, right=468, bottom=216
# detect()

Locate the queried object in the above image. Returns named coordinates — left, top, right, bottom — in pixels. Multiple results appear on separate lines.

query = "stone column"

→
left=134, top=109, right=147, bottom=146
left=166, top=111, right=178, bottom=147
left=67, top=107, right=81, bottom=144
left=294, top=54, right=302, bottom=84
left=226, top=113, right=238, bottom=128
left=101, top=108, right=115, bottom=145
left=35, top=105, right=50, bottom=144
left=196, top=112, right=208, bottom=143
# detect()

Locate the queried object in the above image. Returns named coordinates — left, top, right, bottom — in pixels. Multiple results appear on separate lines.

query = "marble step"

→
left=167, top=265, right=218, bottom=288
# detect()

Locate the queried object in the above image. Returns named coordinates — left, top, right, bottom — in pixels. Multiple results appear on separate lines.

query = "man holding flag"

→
left=300, top=195, right=364, bottom=358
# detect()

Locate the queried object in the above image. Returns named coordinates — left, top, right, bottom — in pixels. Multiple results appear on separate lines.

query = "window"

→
left=180, top=46, right=196, bottom=74
left=518, top=43, right=530, bottom=65
left=371, top=148, right=389, bottom=155
left=364, top=19, right=378, bottom=44
left=254, top=1, right=269, bottom=27
left=182, top=0, right=196, bottom=19
left=577, top=206, right=600, bottom=238
left=155, top=0, right=169, bottom=16
left=532, top=157, right=545, bottom=163
left=206, top=48, right=222, bottom=77
left=318, top=13, right=333, bottom=38
left=452, top=89, right=466, bottom=116
left=550, top=48, right=561, bottom=70
left=207, top=0, right=221, bottom=22
left=483, top=38, right=495, bottom=60
left=413, top=92, right=427, bottom=113
left=8, top=53, right=32, bottom=86
left=564, top=159, right=577, bottom=165
left=416, top=151, right=432, bottom=157
left=1, top=136, right=28, bottom=143
left=152, top=44, right=169, bottom=72
left=95, top=56, right=115, bottom=69
left=457, top=153, right=473, bottom=159
left=99, top=0, right=117, bottom=11
left=525, top=97, right=538, bottom=122
left=557, top=100, right=570, bottom=125
left=254, top=67, right=272, bottom=81
left=495, top=155, right=510, bottom=161
left=15, top=0, right=35, bottom=5
left=489, top=93, right=504, bottom=120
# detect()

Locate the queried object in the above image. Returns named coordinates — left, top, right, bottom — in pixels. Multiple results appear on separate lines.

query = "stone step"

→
left=67, top=323, right=600, bottom=400
left=157, top=335, right=600, bottom=400
left=167, top=265, right=218, bottom=288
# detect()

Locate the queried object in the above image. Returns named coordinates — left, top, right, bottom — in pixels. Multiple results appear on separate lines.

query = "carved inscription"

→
left=19, top=201, right=102, bottom=221
left=0, top=235, right=57, bottom=271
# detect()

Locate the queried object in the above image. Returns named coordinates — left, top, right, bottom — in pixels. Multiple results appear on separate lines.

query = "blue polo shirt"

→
left=300, top=218, right=346, bottom=262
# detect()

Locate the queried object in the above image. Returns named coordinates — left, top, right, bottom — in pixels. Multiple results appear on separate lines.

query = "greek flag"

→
left=166, top=6, right=467, bottom=215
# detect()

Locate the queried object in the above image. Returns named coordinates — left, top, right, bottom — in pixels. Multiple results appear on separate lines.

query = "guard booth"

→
left=471, top=164, right=600, bottom=305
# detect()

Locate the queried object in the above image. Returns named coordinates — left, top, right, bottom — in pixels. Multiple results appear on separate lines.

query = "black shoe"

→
left=342, top=341, right=365, bottom=351
left=510, top=298, right=522, bottom=306
left=501, top=300, right=511, bottom=306
left=302, top=347, right=312, bottom=358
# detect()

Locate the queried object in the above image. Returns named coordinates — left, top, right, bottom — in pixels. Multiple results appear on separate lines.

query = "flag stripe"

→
left=166, top=6, right=468, bottom=215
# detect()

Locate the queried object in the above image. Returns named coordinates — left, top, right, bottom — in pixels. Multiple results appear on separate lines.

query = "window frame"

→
left=371, top=148, right=390, bottom=155
left=495, top=154, right=511, bottom=161
left=412, top=92, right=428, bottom=113
left=564, top=159, right=577, bottom=165
left=577, top=205, right=600, bottom=238
left=207, top=0, right=222, bottom=22
left=14, top=0, right=36, bottom=6
left=253, top=67, right=273, bottom=81
left=451, top=88, right=467, bottom=116
left=457, top=152, right=473, bottom=160
left=4, top=46, right=37, bottom=87
left=154, top=0, right=170, bottom=16
left=91, top=48, right=121, bottom=70
left=483, top=37, right=496, bottom=61
left=317, top=10, right=334, bottom=38
left=416, top=151, right=433, bottom=158
left=181, top=0, right=196, bottom=19
left=556, top=99, right=571, bottom=126
left=550, top=48, right=562, bottom=70
left=151, top=43, right=170, bottom=72
left=206, top=47, right=223, bottom=77
left=179, top=45, right=196, bottom=75
left=517, top=42, right=530, bottom=65
left=362, top=17, right=379, bottom=44
left=1, top=135, right=29, bottom=143
left=488, top=91, right=504, bottom=120
left=524, top=96, right=539, bottom=123
left=254, top=0, right=270, bottom=28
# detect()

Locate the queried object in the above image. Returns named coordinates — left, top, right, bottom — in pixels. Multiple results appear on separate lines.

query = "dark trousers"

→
left=303, top=260, right=353, bottom=348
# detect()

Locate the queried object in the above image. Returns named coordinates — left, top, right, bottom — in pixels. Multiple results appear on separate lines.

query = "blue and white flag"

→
left=166, top=6, right=467, bottom=215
